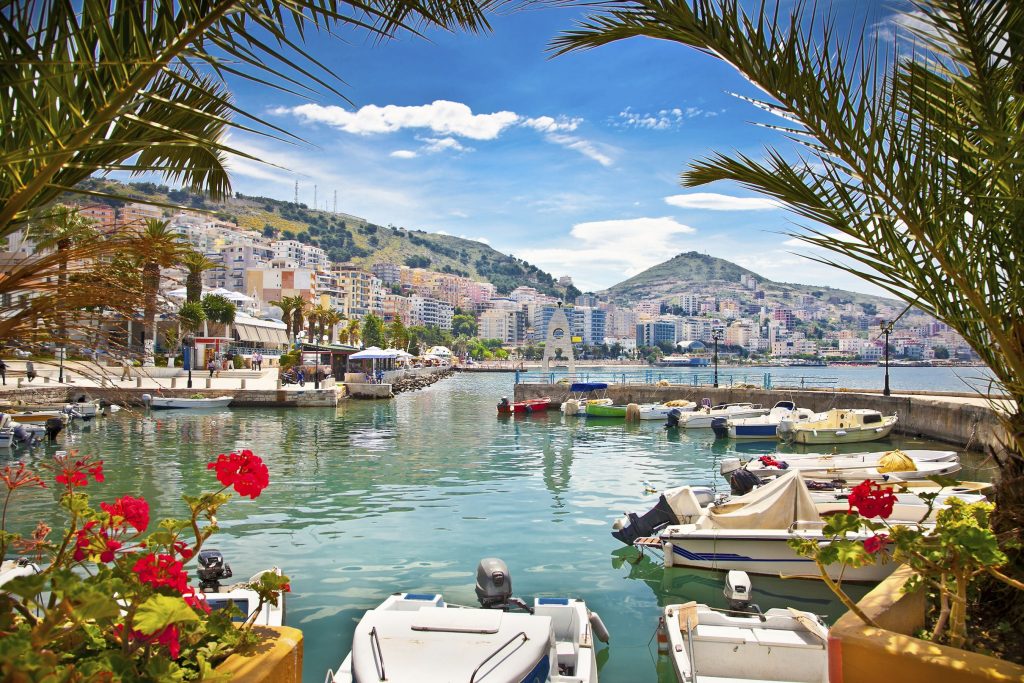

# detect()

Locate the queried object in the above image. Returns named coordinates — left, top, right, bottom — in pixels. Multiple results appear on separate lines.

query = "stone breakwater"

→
left=392, top=368, right=454, bottom=395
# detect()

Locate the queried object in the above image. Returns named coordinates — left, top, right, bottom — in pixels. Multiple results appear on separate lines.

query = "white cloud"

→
left=546, top=134, right=614, bottom=167
left=519, top=217, right=697, bottom=290
left=420, top=136, right=471, bottom=154
left=390, top=150, right=418, bottom=159
left=665, top=192, right=782, bottom=211
left=285, top=100, right=519, bottom=140
left=521, top=116, right=582, bottom=133
left=614, top=105, right=715, bottom=130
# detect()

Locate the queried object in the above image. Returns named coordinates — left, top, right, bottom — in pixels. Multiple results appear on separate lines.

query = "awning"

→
left=234, top=323, right=288, bottom=345
left=350, top=346, right=399, bottom=360
left=235, top=324, right=260, bottom=342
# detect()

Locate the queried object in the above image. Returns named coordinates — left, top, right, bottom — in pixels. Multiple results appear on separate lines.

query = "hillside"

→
left=71, top=179, right=567, bottom=297
left=602, top=251, right=897, bottom=308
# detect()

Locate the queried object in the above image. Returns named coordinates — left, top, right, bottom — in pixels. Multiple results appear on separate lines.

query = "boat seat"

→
left=693, top=624, right=751, bottom=644
left=751, top=628, right=825, bottom=649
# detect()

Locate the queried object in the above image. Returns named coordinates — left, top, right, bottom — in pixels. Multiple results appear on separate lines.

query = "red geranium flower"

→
left=1, top=462, right=46, bottom=491
left=72, top=522, right=123, bottom=563
left=88, top=461, right=105, bottom=483
left=207, top=449, right=269, bottom=499
left=182, top=585, right=211, bottom=614
left=133, top=553, right=189, bottom=593
left=863, top=533, right=889, bottom=554
left=847, top=480, right=898, bottom=519
left=101, top=495, right=150, bottom=533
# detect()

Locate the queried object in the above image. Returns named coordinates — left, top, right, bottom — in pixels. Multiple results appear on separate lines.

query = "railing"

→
left=515, top=370, right=841, bottom=390
left=469, top=631, right=528, bottom=683
left=369, top=626, right=386, bottom=682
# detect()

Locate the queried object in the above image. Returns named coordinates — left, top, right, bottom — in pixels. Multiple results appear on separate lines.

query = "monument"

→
left=541, top=302, right=575, bottom=374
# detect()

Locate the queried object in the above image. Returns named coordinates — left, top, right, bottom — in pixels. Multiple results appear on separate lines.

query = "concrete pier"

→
left=513, top=383, right=1011, bottom=453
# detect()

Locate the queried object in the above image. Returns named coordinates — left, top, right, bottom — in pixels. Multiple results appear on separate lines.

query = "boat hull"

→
left=497, top=397, right=551, bottom=414
left=148, top=396, right=233, bottom=410
left=789, top=420, right=896, bottom=444
left=680, top=408, right=768, bottom=429
left=585, top=404, right=627, bottom=418
left=730, top=423, right=781, bottom=439
left=660, top=527, right=895, bottom=582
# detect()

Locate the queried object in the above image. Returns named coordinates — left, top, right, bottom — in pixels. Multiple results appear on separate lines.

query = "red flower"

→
left=72, top=522, right=122, bottom=563
left=182, top=585, right=211, bottom=614
left=0, top=462, right=46, bottom=491
left=207, top=450, right=269, bottom=499
left=88, top=461, right=105, bottom=483
left=171, top=540, right=194, bottom=560
left=847, top=480, right=898, bottom=519
left=863, top=533, right=889, bottom=554
left=155, top=624, right=181, bottom=659
left=133, top=553, right=189, bottom=593
left=52, top=453, right=104, bottom=489
left=56, top=469, right=88, bottom=488
left=101, top=495, right=150, bottom=533
left=280, top=583, right=291, bottom=593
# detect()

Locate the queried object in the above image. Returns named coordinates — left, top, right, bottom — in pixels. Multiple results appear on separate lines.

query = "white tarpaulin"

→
left=350, top=346, right=399, bottom=360
left=709, top=470, right=819, bottom=530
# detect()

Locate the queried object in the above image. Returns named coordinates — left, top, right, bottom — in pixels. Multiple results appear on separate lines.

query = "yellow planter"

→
left=829, top=565, right=1024, bottom=682
left=215, top=626, right=303, bottom=683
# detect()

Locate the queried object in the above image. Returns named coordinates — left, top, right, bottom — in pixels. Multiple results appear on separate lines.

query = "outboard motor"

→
left=141, top=394, right=152, bottom=409
left=719, top=458, right=742, bottom=477
left=729, top=468, right=764, bottom=496
left=12, top=425, right=35, bottom=449
left=475, top=557, right=513, bottom=609
left=197, top=549, right=233, bottom=591
left=664, top=408, right=682, bottom=429
left=497, top=397, right=510, bottom=411
left=723, top=570, right=760, bottom=613
left=44, top=417, right=63, bottom=443
left=711, top=417, right=729, bottom=439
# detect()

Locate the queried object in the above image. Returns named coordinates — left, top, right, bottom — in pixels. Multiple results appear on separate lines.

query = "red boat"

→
left=496, top=396, right=552, bottom=414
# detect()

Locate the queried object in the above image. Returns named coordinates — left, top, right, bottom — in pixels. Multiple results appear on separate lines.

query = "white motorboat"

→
left=0, top=413, right=58, bottom=448
left=194, top=549, right=285, bottom=627
left=639, top=402, right=695, bottom=420
left=142, top=394, right=234, bottom=410
left=778, top=408, right=898, bottom=444
left=672, top=402, right=769, bottom=429
left=326, top=558, right=608, bottom=683
left=712, top=401, right=817, bottom=440
left=647, top=472, right=904, bottom=581
left=730, top=453, right=961, bottom=481
left=662, top=572, right=829, bottom=683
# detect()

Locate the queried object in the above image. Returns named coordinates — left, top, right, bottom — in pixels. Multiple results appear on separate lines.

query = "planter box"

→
left=830, top=565, right=1024, bottom=682
left=215, top=626, right=303, bottom=683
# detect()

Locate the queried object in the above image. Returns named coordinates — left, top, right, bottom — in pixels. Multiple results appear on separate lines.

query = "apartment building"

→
left=382, top=293, right=412, bottom=323
left=410, top=295, right=454, bottom=330
left=272, top=240, right=328, bottom=271
left=479, top=308, right=526, bottom=345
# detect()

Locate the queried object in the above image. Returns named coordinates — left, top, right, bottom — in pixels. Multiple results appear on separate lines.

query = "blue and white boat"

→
left=326, top=558, right=608, bottom=683
left=711, top=401, right=817, bottom=440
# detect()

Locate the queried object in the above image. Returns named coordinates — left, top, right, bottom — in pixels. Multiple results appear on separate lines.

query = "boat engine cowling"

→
left=475, top=557, right=512, bottom=608
left=719, top=458, right=742, bottom=476
left=724, top=570, right=755, bottom=612
left=729, top=468, right=763, bottom=496
left=664, top=408, right=682, bottom=429
left=711, top=417, right=730, bottom=439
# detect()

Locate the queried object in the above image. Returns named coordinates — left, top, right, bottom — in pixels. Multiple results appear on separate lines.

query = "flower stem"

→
left=816, top=559, right=879, bottom=627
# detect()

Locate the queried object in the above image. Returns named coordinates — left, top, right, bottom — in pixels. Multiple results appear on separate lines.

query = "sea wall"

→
left=0, top=386, right=341, bottom=408
left=513, top=384, right=1006, bottom=453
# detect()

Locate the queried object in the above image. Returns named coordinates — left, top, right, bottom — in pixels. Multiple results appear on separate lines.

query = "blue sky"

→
left=221, top=0, right=912, bottom=296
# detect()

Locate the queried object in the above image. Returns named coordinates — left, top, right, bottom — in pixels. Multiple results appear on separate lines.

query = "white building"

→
left=410, top=295, right=454, bottom=331
left=272, top=240, right=328, bottom=271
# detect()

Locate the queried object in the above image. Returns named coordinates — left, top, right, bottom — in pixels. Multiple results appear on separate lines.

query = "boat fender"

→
left=589, top=611, right=610, bottom=644
left=656, top=615, right=668, bottom=653
left=835, top=430, right=847, bottom=436
left=663, top=542, right=674, bottom=567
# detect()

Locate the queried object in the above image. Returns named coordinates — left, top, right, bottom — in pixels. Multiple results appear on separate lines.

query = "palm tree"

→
left=127, top=218, right=187, bottom=365
left=345, top=318, right=362, bottom=348
left=29, top=204, right=98, bottom=350
left=201, top=293, right=236, bottom=338
left=288, top=296, right=309, bottom=344
left=270, top=297, right=299, bottom=341
left=180, top=251, right=220, bottom=303
left=322, top=309, right=343, bottom=344
left=309, top=303, right=334, bottom=342
left=555, top=0, right=1024, bottom=607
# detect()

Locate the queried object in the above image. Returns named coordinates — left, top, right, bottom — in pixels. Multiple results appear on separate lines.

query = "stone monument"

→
left=541, top=302, right=575, bottom=374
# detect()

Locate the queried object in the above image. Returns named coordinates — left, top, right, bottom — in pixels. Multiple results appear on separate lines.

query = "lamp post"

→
left=57, top=346, right=64, bottom=383
left=184, top=335, right=194, bottom=389
left=712, top=328, right=723, bottom=388
left=881, top=320, right=894, bottom=396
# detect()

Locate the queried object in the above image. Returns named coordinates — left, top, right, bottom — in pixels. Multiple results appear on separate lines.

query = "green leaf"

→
left=134, top=594, right=200, bottom=635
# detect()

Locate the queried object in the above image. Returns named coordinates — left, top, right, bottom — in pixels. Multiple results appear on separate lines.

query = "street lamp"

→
left=184, top=335, right=194, bottom=389
left=880, top=320, right=894, bottom=396
left=57, top=346, right=64, bottom=383
left=712, top=328, right=723, bottom=388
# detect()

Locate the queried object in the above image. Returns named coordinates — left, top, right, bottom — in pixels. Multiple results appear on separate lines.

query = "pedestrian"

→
left=26, top=360, right=36, bottom=382
left=0, top=358, right=6, bottom=385
left=207, top=358, right=216, bottom=378
left=297, top=367, right=305, bottom=387
left=120, top=356, right=133, bottom=381
left=254, top=351, right=262, bottom=371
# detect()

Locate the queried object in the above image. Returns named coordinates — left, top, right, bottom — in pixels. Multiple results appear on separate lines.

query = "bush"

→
left=233, top=355, right=245, bottom=369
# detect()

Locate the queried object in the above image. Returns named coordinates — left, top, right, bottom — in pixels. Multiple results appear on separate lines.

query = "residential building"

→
left=636, top=321, right=676, bottom=347
left=479, top=309, right=526, bottom=345
left=571, top=307, right=606, bottom=346
left=410, top=295, right=454, bottom=330
left=370, top=262, right=402, bottom=285
left=79, top=204, right=117, bottom=232
left=119, top=202, right=163, bottom=228
left=334, top=266, right=381, bottom=319
left=272, top=240, right=328, bottom=271
left=245, top=267, right=315, bottom=306
left=382, top=293, right=412, bottom=323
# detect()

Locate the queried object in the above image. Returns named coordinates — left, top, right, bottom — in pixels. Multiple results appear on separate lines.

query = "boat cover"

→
left=709, top=470, right=819, bottom=530
left=569, top=382, right=607, bottom=392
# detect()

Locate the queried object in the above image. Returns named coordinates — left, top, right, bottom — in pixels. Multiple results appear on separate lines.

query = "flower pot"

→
left=215, top=626, right=303, bottom=683
left=829, top=565, right=1024, bottom=682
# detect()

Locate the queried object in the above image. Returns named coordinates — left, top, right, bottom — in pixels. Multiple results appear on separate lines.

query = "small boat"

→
left=712, top=401, right=817, bottom=440
left=644, top=471, right=907, bottom=580
left=584, top=402, right=629, bottom=418
left=639, top=402, right=695, bottom=420
left=194, top=549, right=285, bottom=627
left=561, top=397, right=614, bottom=415
left=497, top=396, right=552, bottom=414
left=0, top=413, right=61, bottom=447
left=2, top=409, right=66, bottom=424
left=326, top=558, right=608, bottom=683
left=142, top=394, right=234, bottom=410
left=778, top=408, right=897, bottom=444
left=662, top=571, right=829, bottom=683
left=722, top=449, right=961, bottom=481
left=672, top=402, right=769, bottom=429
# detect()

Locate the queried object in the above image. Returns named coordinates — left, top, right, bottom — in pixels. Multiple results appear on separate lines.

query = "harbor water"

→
left=3, top=369, right=995, bottom=682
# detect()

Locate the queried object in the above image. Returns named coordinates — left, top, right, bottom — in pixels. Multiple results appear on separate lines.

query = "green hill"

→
left=603, top=251, right=897, bottom=308
left=71, top=180, right=567, bottom=297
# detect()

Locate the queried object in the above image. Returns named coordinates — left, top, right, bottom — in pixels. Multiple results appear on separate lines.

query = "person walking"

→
left=297, top=367, right=305, bottom=387
left=0, top=358, right=6, bottom=385
left=25, top=360, right=36, bottom=382
left=207, top=358, right=216, bottom=378
left=120, top=356, right=133, bottom=381
left=254, top=351, right=262, bottom=371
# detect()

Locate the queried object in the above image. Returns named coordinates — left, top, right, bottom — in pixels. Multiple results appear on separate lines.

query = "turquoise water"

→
left=4, top=372, right=992, bottom=682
